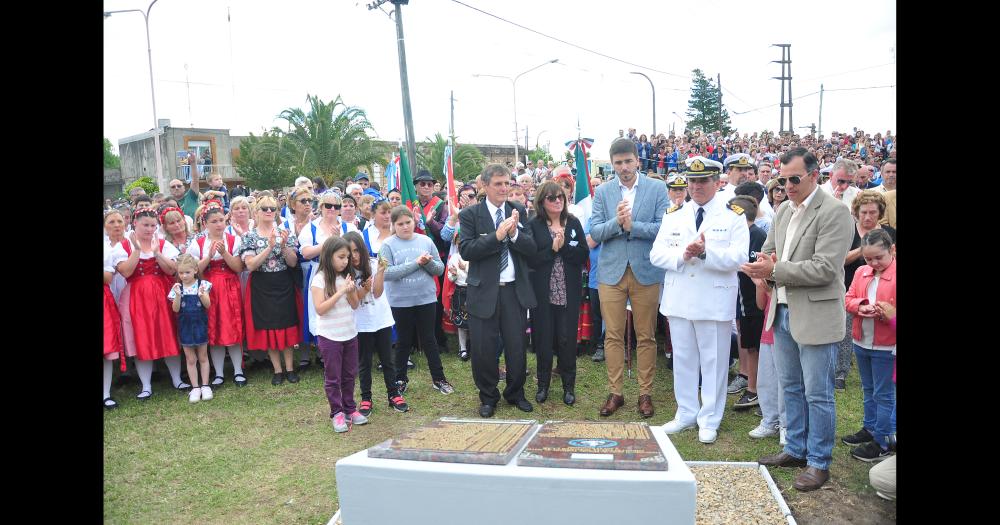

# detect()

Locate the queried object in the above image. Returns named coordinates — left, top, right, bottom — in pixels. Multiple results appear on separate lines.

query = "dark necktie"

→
left=695, top=206, right=704, bottom=231
left=496, top=208, right=508, bottom=274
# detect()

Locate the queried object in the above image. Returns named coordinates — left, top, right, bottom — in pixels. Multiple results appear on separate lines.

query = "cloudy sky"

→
left=103, top=0, right=896, bottom=160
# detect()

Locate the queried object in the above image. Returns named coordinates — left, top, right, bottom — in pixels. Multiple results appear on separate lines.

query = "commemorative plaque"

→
left=517, top=421, right=668, bottom=471
left=367, top=417, right=537, bottom=465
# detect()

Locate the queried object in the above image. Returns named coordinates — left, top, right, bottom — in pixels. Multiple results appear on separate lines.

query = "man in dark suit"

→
left=459, top=163, right=538, bottom=417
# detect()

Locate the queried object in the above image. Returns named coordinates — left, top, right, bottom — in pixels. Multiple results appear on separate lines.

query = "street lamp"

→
left=474, top=58, right=558, bottom=165
left=630, top=72, right=655, bottom=136
left=105, top=0, right=164, bottom=191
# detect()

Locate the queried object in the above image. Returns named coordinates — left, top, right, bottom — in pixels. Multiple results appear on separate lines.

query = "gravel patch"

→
left=691, top=465, right=788, bottom=525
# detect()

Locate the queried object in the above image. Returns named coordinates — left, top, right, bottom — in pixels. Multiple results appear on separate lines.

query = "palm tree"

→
left=417, top=133, right=486, bottom=183
left=277, top=94, right=390, bottom=184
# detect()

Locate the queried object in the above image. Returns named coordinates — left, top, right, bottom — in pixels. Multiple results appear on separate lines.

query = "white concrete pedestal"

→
left=335, top=426, right=696, bottom=525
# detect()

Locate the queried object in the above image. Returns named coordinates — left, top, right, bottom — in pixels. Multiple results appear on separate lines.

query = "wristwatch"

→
left=769, top=264, right=777, bottom=283
left=697, top=251, right=706, bottom=260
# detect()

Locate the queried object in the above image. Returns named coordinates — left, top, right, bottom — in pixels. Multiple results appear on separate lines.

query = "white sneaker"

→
left=662, top=419, right=697, bottom=434
left=200, top=385, right=213, bottom=401
left=332, top=412, right=349, bottom=433
left=749, top=422, right=779, bottom=439
left=698, top=428, right=718, bottom=444
left=779, top=427, right=787, bottom=446
left=189, top=387, right=202, bottom=403
left=349, top=411, right=369, bottom=425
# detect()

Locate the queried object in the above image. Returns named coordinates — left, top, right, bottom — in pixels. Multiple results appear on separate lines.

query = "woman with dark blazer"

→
left=527, top=181, right=589, bottom=406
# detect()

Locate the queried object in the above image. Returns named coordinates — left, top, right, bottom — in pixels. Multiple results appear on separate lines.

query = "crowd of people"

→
left=103, top=128, right=896, bottom=498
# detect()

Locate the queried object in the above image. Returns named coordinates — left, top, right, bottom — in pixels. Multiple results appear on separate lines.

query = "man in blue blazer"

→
left=589, top=137, right=670, bottom=418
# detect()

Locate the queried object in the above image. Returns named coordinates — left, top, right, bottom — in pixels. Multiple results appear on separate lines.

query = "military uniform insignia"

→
left=667, top=203, right=683, bottom=214
left=690, top=159, right=705, bottom=172
left=727, top=202, right=745, bottom=215
left=736, top=156, right=749, bottom=167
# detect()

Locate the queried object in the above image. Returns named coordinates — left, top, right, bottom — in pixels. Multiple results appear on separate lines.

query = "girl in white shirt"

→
left=311, top=237, right=365, bottom=433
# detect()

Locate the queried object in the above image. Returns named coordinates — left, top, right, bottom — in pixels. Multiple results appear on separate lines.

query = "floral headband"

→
left=132, top=208, right=158, bottom=222
left=198, top=200, right=225, bottom=223
left=157, top=206, right=184, bottom=225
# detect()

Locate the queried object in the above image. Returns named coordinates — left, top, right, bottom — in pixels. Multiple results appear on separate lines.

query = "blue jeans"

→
left=853, top=344, right=895, bottom=448
left=772, top=306, right=837, bottom=470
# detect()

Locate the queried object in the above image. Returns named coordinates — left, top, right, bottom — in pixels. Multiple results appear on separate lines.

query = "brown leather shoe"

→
left=793, top=467, right=830, bottom=491
left=758, top=451, right=808, bottom=468
left=599, top=393, right=625, bottom=416
left=637, top=394, right=654, bottom=418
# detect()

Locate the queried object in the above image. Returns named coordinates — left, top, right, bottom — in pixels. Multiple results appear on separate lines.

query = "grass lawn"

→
left=104, top=339, right=894, bottom=524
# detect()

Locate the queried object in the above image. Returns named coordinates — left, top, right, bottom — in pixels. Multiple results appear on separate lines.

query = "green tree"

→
left=104, top=138, right=121, bottom=169
left=416, top=133, right=486, bottom=183
left=528, top=148, right=553, bottom=164
left=685, top=69, right=733, bottom=136
left=234, top=131, right=298, bottom=190
left=277, top=94, right=390, bottom=185
left=124, top=176, right=158, bottom=199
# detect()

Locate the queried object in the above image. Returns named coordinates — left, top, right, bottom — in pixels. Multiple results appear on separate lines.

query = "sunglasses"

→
left=298, top=198, right=314, bottom=205
left=773, top=186, right=786, bottom=193
left=775, top=176, right=803, bottom=186
left=259, top=206, right=277, bottom=213
left=416, top=181, right=434, bottom=187
left=322, top=203, right=342, bottom=210
left=544, top=194, right=564, bottom=202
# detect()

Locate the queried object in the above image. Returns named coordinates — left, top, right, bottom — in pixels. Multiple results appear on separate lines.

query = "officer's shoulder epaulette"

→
left=727, top=202, right=744, bottom=216
left=667, top=203, right=683, bottom=214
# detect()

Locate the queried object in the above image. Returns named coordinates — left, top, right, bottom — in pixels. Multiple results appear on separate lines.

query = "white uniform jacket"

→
left=650, top=194, right=750, bottom=321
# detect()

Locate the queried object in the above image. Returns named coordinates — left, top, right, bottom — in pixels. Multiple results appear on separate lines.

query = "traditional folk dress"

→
left=108, top=239, right=181, bottom=361
left=240, top=228, right=301, bottom=350
left=188, top=234, right=244, bottom=346
left=103, top=245, right=124, bottom=369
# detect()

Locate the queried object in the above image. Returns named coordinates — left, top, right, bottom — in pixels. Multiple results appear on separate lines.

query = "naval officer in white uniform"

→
left=650, top=156, right=750, bottom=444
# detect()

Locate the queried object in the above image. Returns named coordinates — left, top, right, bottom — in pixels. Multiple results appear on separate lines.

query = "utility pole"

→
left=717, top=73, right=722, bottom=134
left=818, top=83, right=824, bottom=138
left=370, top=0, right=417, bottom=180
left=772, top=44, right=793, bottom=133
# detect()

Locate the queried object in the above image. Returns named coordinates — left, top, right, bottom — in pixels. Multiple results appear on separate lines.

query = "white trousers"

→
left=668, top=317, right=732, bottom=431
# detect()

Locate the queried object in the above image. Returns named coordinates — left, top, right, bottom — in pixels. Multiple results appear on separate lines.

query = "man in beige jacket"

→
left=741, top=147, right=854, bottom=492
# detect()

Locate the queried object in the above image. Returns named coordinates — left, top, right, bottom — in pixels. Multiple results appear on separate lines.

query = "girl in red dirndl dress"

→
left=108, top=210, right=188, bottom=400
left=190, top=205, right=248, bottom=387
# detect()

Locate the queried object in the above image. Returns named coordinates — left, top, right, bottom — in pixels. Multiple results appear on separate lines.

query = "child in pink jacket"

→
left=841, top=229, right=896, bottom=463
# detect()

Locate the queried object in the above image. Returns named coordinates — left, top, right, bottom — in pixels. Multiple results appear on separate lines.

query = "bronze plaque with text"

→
left=517, top=421, right=667, bottom=471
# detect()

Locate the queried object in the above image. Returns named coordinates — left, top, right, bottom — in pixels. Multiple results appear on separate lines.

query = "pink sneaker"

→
left=349, top=411, right=369, bottom=425
left=332, top=412, right=349, bottom=433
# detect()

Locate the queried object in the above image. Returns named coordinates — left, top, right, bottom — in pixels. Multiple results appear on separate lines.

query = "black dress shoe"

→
left=286, top=371, right=300, bottom=383
left=479, top=404, right=495, bottom=418
left=563, top=391, right=576, bottom=405
left=510, top=398, right=534, bottom=412
left=535, top=387, right=549, bottom=404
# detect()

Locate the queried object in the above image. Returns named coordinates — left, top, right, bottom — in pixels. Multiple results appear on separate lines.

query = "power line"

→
left=825, top=85, right=895, bottom=92
left=732, top=84, right=896, bottom=115
left=449, top=0, right=689, bottom=79
left=799, top=62, right=894, bottom=82
left=733, top=91, right=819, bottom=115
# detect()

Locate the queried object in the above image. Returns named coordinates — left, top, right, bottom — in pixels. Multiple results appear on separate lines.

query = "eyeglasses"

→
left=416, top=181, right=434, bottom=187
left=773, top=186, right=786, bottom=193
left=259, top=206, right=277, bottom=213
left=322, top=203, right=342, bottom=210
left=298, top=199, right=313, bottom=205
left=169, top=184, right=183, bottom=189
left=544, top=194, right=564, bottom=202
left=775, top=176, right=803, bottom=186
left=460, top=193, right=475, bottom=200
